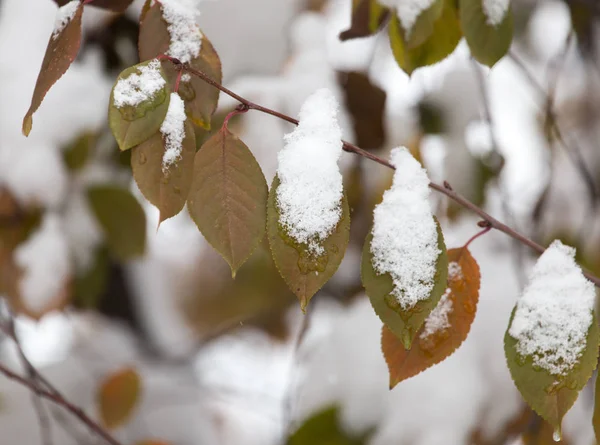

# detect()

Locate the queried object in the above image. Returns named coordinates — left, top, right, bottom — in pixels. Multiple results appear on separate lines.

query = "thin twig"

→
left=164, top=57, right=600, bottom=288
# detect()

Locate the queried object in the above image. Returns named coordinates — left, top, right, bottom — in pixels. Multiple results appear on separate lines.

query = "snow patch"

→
left=370, top=147, right=440, bottom=310
left=420, top=288, right=453, bottom=340
left=508, top=240, right=595, bottom=376
left=52, top=0, right=79, bottom=40
left=113, top=59, right=166, bottom=108
left=482, top=0, right=510, bottom=27
left=377, top=0, right=437, bottom=37
left=161, top=92, right=187, bottom=172
left=449, top=260, right=463, bottom=280
left=160, top=0, right=203, bottom=63
left=276, top=88, right=343, bottom=254
left=15, top=214, right=71, bottom=314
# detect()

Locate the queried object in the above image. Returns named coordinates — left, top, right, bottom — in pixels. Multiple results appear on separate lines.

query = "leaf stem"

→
left=222, top=104, right=249, bottom=130
left=464, top=223, right=492, bottom=249
left=162, top=58, right=600, bottom=289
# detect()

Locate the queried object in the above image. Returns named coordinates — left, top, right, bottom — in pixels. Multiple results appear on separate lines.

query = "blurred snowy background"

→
left=1, top=0, right=600, bottom=443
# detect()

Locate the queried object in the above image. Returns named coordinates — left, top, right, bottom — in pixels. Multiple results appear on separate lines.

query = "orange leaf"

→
left=382, top=246, right=480, bottom=388
left=23, top=2, right=84, bottom=136
left=97, top=367, right=141, bottom=429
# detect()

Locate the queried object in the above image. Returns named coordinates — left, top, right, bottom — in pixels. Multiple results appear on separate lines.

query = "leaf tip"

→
left=22, top=115, right=32, bottom=136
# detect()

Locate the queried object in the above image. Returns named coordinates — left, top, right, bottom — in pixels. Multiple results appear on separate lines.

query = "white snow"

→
left=377, top=0, right=437, bottom=38
left=448, top=260, right=463, bottom=280
left=161, top=92, right=187, bottom=171
left=508, top=240, right=596, bottom=376
left=52, top=0, right=80, bottom=40
left=482, top=0, right=510, bottom=27
left=370, top=147, right=440, bottom=309
left=420, top=288, right=452, bottom=340
left=160, top=0, right=203, bottom=63
left=112, top=59, right=166, bottom=108
left=276, top=88, right=344, bottom=254
left=14, top=214, right=71, bottom=315
left=181, top=73, right=192, bottom=82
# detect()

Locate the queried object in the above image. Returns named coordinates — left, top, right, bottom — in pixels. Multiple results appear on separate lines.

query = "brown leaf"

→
left=187, top=128, right=268, bottom=275
left=138, top=2, right=222, bottom=129
left=97, top=367, right=141, bottom=429
left=131, top=121, right=196, bottom=224
left=23, top=2, right=84, bottom=136
left=339, top=0, right=389, bottom=41
left=338, top=71, right=386, bottom=150
left=382, top=246, right=481, bottom=388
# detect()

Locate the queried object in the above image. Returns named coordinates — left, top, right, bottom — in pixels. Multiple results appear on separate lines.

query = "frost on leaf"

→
left=382, top=247, right=480, bottom=388
left=52, top=0, right=80, bottom=40
left=113, top=59, right=166, bottom=108
left=275, top=88, right=344, bottom=255
left=482, top=0, right=510, bottom=26
left=160, top=0, right=203, bottom=63
left=362, top=147, right=448, bottom=348
left=371, top=147, right=440, bottom=310
left=160, top=93, right=187, bottom=172
left=508, top=241, right=595, bottom=377
left=504, top=240, right=600, bottom=433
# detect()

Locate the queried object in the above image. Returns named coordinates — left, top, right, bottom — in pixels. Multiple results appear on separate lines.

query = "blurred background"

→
left=1, top=0, right=600, bottom=443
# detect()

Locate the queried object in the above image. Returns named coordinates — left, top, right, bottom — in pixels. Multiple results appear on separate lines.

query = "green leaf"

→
left=87, top=185, right=146, bottom=261
left=361, top=219, right=448, bottom=349
left=138, top=2, right=222, bottom=129
left=459, top=0, right=513, bottom=67
left=505, top=310, right=599, bottom=437
left=187, top=128, right=268, bottom=276
left=109, top=60, right=171, bottom=151
left=388, top=0, right=462, bottom=75
left=382, top=246, right=480, bottom=388
left=339, top=0, right=388, bottom=41
left=131, top=121, right=196, bottom=224
left=97, top=367, right=141, bottom=429
left=267, top=176, right=350, bottom=311
left=63, top=132, right=95, bottom=171
left=23, top=1, right=84, bottom=136
left=287, top=406, right=367, bottom=445
left=594, top=369, right=600, bottom=444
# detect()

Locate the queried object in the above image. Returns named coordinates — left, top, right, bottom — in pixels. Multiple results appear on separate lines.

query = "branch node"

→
left=443, top=180, right=452, bottom=191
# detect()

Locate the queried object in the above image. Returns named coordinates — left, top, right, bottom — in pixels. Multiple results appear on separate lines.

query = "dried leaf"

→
left=267, top=176, right=350, bottom=311
left=87, top=186, right=146, bottom=261
left=97, top=367, right=141, bottom=429
left=23, top=1, right=84, bottom=136
left=108, top=60, right=171, bottom=151
left=132, top=121, right=195, bottom=224
left=187, top=128, right=267, bottom=275
left=459, top=0, right=513, bottom=67
left=382, top=247, right=480, bottom=388
left=361, top=219, right=448, bottom=349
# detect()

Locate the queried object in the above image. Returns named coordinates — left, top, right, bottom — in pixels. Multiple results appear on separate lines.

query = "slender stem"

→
left=222, top=104, right=249, bottom=130
left=162, top=57, right=600, bottom=289
left=173, top=68, right=183, bottom=94
left=464, top=225, right=492, bottom=249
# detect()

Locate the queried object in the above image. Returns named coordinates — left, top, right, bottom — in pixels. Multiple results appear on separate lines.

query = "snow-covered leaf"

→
left=22, top=0, right=84, bottom=136
left=267, top=176, right=350, bottom=311
left=380, top=0, right=444, bottom=48
left=187, top=128, right=268, bottom=276
left=504, top=241, right=600, bottom=438
left=139, top=1, right=222, bottom=129
left=339, top=0, right=389, bottom=41
left=460, top=0, right=513, bottom=67
left=97, top=367, right=141, bottom=429
left=87, top=186, right=146, bottom=261
left=132, top=121, right=195, bottom=224
left=388, top=0, right=461, bottom=75
left=361, top=147, right=448, bottom=348
left=109, top=60, right=171, bottom=151
left=382, top=247, right=480, bottom=388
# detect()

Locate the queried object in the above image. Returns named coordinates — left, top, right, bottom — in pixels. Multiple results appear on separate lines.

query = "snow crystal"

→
left=276, top=88, right=343, bottom=254
left=482, top=0, right=510, bottom=27
left=449, top=261, right=463, bottom=281
left=508, top=240, right=595, bottom=376
left=181, top=73, right=192, bottom=83
left=160, top=0, right=203, bottom=63
left=420, top=288, right=453, bottom=340
left=161, top=92, right=187, bottom=171
left=113, top=59, right=166, bottom=108
left=52, top=0, right=79, bottom=40
left=370, top=147, right=440, bottom=310
left=15, top=214, right=71, bottom=314
left=377, top=0, right=437, bottom=38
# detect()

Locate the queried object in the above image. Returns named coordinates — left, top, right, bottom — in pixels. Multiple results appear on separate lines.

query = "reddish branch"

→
left=165, top=56, right=600, bottom=288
